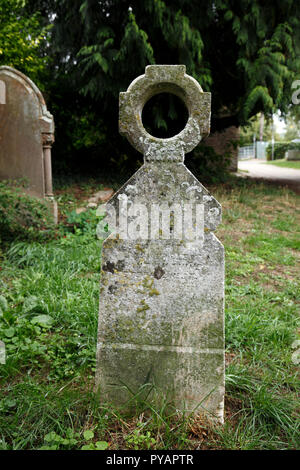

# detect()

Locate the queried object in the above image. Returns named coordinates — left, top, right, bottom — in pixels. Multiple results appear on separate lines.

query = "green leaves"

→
left=0, top=180, right=55, bottom=242
left=83, top=429, right=94, bottom=440
left=3, top=327, right=15, bottom=338
left=224, top=10, right=233, bottom=21
left=125, top=428, right=156, bottom=450
left=81, top=438, right=108, bottom=450
left=243, top=86, right=274, bottom=119
left=0, top=397, right=17, bottom=413
left=40, top=429, right=80, bottom=450
left=31, top=315, right=54, bottom=328
left=40, top=428, right=108, bottom=450
left=0, top=0, right=51, bottom=84
left=73, top=428, right=109, bottom=450
left=217, top=1, right=300, bottom=121
left=22, top=295, right=39, bottom=313
left=0, top=296, right=8, bottom=316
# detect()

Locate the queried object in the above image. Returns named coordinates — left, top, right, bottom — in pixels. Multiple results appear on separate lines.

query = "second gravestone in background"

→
left=96, top=65, right=225, bottom=423
left=0, top=66, right=57, bottom=221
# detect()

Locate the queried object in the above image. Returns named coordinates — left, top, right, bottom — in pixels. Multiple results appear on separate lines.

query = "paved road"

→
left=238, top=159, right=300, bottom=194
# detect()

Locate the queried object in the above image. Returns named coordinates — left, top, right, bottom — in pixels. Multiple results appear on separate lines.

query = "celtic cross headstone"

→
left=96, top=65, right=225, bottom=422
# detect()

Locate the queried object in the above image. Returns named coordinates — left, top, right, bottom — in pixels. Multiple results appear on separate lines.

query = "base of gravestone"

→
left=95, top=345, right=224, bottom=424
left=95, top=382, right=224, bottom=425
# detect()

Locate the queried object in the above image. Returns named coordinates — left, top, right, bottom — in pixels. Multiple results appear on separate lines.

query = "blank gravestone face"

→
left=96, top=65, right=225, bottom=422
left=0, top=66, right=54, bottom=199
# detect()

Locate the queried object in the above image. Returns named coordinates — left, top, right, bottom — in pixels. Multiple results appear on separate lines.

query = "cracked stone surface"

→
left=96, top=65, right=225, bottom=422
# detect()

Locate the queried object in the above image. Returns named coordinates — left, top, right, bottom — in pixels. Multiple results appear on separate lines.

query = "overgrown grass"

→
left=0, top=177, right=299, bottom=450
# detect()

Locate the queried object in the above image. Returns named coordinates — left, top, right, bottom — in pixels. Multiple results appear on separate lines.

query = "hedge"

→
left=266, top=142, right=300, bottom=160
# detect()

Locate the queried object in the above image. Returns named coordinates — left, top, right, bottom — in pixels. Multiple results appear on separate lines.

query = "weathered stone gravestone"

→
left=96, top=65, right=225, bottom=422
left=0, top=66, right=57, bottom=220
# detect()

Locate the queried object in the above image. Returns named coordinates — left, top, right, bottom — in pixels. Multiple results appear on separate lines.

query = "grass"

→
left=0, top=176, right=299, bottom=450
left=266, top=159, right=300, bottom=169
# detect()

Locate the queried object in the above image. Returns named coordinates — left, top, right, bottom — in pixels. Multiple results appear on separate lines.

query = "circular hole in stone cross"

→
left=142, top=92, right=189, bottom=138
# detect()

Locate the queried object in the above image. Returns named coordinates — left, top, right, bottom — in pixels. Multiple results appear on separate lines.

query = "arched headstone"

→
left=96, top=65, right=225, bottom=422
left=0, top=66, right=56, bottom=220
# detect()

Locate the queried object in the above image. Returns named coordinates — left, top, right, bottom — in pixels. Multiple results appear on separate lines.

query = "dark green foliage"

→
left=64, top=209, right=101, bottom=236
left=15, top=1, right=300, bottom=176
left=54, top=0, right=299, bottom=121
left=187, top=145, right=231, bottom=183
left=142, top=93, right=189, bottom=138
left=266, top=142, right=300, bottom=160
left=0, top=0, right=51, bottom=87
left=0, top=180, right=55, bottom=242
